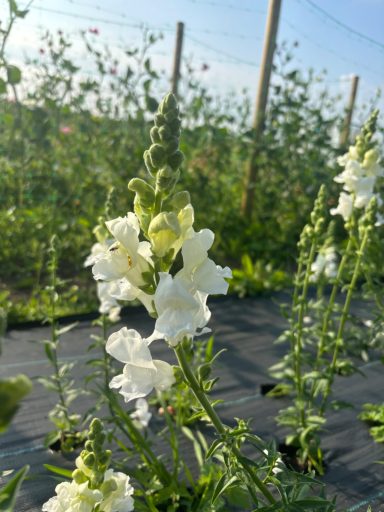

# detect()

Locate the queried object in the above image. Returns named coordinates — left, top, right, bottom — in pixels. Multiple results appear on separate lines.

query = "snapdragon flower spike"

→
left=106, top=327, right=175, bottom=402
left=331, top=111, right=383, bottom=223
left=43, top=418, right=135, bottom=512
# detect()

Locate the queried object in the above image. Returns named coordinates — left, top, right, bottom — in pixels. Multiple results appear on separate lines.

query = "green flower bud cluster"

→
left=359, top=196, right=377, bottom=238
left=355, top=109, right=379, bottom=160
left=72, top=418, right=112, bottom=489
left=144, top=93, right=184, bottom=174
left=128, top=93, right=186, bottom=235
left=324, top=220, right=336, bottom=249
left=310, top=185, right=326, bottom=236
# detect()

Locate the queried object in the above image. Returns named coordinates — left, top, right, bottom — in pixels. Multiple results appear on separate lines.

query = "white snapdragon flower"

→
left=84, top=241, right=110, bottom=267
left=353, top=177, right=376, bottom=208
left=333, top=144, right=383, bottom=221
left=85, top=241, right=121, bottom=321
left=99, top=470, right=134, bottom=512
left=177, top=229, right=232, bottom=295
left=106, top=327, right=175, bottom=402
left=149, top=272, right=211, bottom=346
left=92, top=214, right=155, bottom=311
left=93, top=213, right=153, bottom=286
left=42, top=480, right=103, bottom=512
left=330, top=192, right=353, bottom=221
left=310, top=247, right=338, bottom=282
left=97, top=282, right=121, bottom=322
left=130, top=398, right=152, bottom=429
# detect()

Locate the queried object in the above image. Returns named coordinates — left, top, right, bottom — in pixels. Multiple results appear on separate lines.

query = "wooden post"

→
left=171, top=21, right=184, bottom=97
left=339, top=75, right=359, bottom=147
left=241, top=0, right=282, bottom=218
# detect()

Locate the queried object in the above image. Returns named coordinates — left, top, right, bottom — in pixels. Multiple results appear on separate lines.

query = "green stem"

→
left=316, top=237, right=354, bottom=361
left=294, top=238, right=317, bottom=428
left=319, top=228, right=370, bottom=415
left=174, top=343, right=276, bottom=506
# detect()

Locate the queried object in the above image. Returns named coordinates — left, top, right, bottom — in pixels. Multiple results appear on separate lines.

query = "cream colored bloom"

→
left=42, top=480, right=102, bottom=512
left=150, top=273, right=211, bottom=346
left=92, top=213, right=153, bottom=287
left=99, top=469, right=134, bottom=512
left=130, top=398, right=152, bottom=429
left=330, top=192, right=353, bottom=221
left=310, top=247, right=338, bottom=282
left=106, top=327, right=175, bottom=402
left=177, top=229, right=232, bottom=295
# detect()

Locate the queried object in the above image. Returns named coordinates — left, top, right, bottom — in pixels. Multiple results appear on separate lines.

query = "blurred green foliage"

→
left=1, top=18, right=377, bottom=321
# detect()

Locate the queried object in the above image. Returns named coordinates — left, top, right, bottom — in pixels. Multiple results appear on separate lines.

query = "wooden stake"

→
left=171, top=22, right=184, bottom=97
left=241, top=0, right=282, bottom=218
left=339, top=75, right=359, bottom=148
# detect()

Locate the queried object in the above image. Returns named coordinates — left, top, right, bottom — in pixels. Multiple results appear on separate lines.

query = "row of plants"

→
left=2, top=92, right=383, bottom=512
left=1, top=1, right=380, bottom=322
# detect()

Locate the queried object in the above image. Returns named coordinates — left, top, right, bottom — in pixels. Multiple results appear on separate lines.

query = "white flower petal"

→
left=181, top=229, right=214, bottom=272
left=106, top=327, right=154, bottom=367
left=152, top=360, right=175, bottom=390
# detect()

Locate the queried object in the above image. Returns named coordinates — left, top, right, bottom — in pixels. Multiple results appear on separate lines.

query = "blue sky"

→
left=4, top=0, right=384, bottom=118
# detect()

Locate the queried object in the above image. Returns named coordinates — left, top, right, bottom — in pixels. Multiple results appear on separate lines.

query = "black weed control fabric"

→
left=1, top=295, right=383, bottom=511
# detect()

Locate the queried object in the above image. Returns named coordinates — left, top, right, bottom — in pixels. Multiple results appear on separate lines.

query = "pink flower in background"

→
left=39, top=48, right=45, bottom=55
left=89, top=27, right=99, bottom=35
left=60, top=126, right=72, bottom=135
left=110, top=67, right=117, bottom=75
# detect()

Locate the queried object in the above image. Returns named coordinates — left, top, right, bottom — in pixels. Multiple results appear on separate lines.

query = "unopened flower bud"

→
left=170, top=191, right=190, bottom=210
left=149, top=144, right=166, bottom=168
left=159, top=92, right=178, bottom=115
left=144, top=150, right=157, bottom=175
left=99, top=449, right=112, bottom=466
left=156, top=166, right=179, bottom=192
left=154, top=113, right=166, bottom=127
left=90, top=418, right=103, bottom=433
left=83, top=453, right=95, bottom=468
left=72, top=469, right=87, bottom=484
left=167, top=150, right=184, bottom=170
left=128, top=178, right=155, bottom=209
left=150, top=126, right=161, bottom=143
left=148, top=212, right=181, bottom=257
left=101, top=478, right=118, bottom=495
left=164, top=136, right=179, bottom=154
left=363, top=148, right=379, bottom=169
left=158, top=125, right=172, bottom=143
left=85, top=440, right=93, bottom=451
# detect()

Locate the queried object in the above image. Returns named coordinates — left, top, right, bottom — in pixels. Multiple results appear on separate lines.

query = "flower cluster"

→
left=89, top=93, right=232, bottom=403
left=310, top=246, right=338, bottom=282
left=331, top=110, right=383, bottom=224
left=42, top=419, right=134, bottom=512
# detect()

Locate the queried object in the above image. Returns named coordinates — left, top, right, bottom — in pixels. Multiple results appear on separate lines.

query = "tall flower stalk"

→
left=271, top=111, right=383, bottom=474
left=88, top=93, right=335, bottom=509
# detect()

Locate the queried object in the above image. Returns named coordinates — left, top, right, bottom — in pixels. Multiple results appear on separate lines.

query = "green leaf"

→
left=6, top=66, right=21, bottom=85
left=0, top=465, right=29, bottom=512
left=206, top=438, right=224, bottom=460
left=212, top=474, right=239, bottom=504
left=43, top=464, right=72, bottom=479
left=44, top=341, right=55, bottom=363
